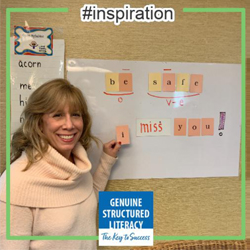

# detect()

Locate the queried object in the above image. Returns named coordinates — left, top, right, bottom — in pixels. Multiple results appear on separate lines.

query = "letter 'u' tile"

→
left=202, top=118, right=214, bottom=136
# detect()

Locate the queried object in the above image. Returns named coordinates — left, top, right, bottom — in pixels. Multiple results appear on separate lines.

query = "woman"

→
left=0, top=78, right=121, bottom=250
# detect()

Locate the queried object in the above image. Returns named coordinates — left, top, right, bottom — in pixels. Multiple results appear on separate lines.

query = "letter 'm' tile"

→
left=202, top=118, right=214, bottom=136
left=149, top=73, right=161, bottom=92
left=190, top=74, right=203, bottom=93
left=105, top=73, right=119, bottom=92
left=119, top=73, right=133, bottom=92
left=162, top=73, right=175, bottom=92
left=176, top=73, right=190, bottom=92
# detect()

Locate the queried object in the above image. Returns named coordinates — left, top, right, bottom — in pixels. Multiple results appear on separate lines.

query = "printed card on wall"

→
left=137, top=119, right=171, bottom=136
left=11, top=37, right=64, bottom=134
left=14, top=26, right=53, bottom=56
left=99, top=191, right=153, bottom=246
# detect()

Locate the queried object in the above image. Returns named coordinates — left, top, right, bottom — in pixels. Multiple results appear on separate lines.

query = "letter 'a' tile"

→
left=119, top=73, right=133, bottom=92
left=116, top=125, right=130, bottom=145
left=202, top=118, right=214, bottom=136
left=105, top=73, right=119, bottom=92
left=190, top=74, right=203, bottom=93
left=188, top=119, right=201, bottom=136
left=149, top=73, right=161, bottom=92
left=176, top=73, right=190, bottom=92
left=163, top=73, right=175, bottom=92
left=174, top=118, right=187, bottom=136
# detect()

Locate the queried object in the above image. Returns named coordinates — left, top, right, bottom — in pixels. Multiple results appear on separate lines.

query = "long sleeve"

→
left=92, top=152, right=117, bottom=200
left=0, top=201, right=33, bottom=250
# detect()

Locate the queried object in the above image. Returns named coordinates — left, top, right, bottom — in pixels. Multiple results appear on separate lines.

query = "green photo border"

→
left=6, top=7, right=245, bottom=241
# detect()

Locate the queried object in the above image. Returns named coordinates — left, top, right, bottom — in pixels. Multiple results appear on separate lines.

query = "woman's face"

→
left=41, top=104, right=84, bottom=159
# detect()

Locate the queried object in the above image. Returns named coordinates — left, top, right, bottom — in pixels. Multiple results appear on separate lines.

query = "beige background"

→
left=0, top=0, right=249, bottom=248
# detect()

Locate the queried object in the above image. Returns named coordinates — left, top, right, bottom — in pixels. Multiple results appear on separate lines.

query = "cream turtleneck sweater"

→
left=0, top=143, right=117, bottom=250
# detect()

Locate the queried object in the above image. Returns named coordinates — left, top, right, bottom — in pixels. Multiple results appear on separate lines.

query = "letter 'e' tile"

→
left=119, top=73, right=133, bottom=92
left=190, top=74, right=203, bottom=93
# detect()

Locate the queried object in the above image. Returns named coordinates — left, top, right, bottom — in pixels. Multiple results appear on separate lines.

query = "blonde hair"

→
left=11, top=78, right=98, bottom=170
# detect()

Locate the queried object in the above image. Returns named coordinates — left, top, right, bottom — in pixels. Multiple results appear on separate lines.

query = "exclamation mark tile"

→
left=116, top=125, right=130, bottom=145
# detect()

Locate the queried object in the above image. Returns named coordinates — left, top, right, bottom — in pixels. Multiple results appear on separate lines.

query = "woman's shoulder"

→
left=0, top=153, right=28, bottom=197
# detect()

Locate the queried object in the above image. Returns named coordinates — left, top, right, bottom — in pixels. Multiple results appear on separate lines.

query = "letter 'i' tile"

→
left=116, top=125, right=130, bottom=145
left=162, top=73, right=175, bottom=92
left=176, top=73, right=190, bottom=92
left=190, top=74, right=203, bottom=93
left=119, top=73, right=133, bottom=92
left=174, top=118, right=187, bottom=136
left=188, top=119, right=201, bottom=136
left=105, top=73, right=119, bottom=92
left=201, top=118, right=214, bottom=136
left=148, top=73, right=161, bottom=92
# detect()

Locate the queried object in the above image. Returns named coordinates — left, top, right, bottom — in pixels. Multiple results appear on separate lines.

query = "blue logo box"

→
left=99, top=191, right=153, bottom=229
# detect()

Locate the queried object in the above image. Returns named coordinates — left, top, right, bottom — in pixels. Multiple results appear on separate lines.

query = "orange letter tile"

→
left=119, top=73, right=133, bottom=92
left=116, top=125, right=130, bottom=145
left=202, top=118, right=214, bottom=136
left=188, top=119, right=201, bottom=136
left=174, top=118, right=187, bottom=136
left=190, top=74, right=203, bottom=93
left=163, top=73, right=175, bottom=92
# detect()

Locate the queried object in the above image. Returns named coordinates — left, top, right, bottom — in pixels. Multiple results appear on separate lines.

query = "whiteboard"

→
left=68, top=59, right=241, bottom=180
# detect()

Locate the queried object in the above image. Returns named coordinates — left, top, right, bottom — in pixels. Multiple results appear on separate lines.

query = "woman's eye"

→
left=53, top=114, right=61, bottom=117
left=73, top=113, right=81, bottom=117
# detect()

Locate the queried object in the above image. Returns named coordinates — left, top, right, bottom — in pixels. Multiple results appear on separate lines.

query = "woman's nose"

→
left=63, top=115, right=74, bottom=129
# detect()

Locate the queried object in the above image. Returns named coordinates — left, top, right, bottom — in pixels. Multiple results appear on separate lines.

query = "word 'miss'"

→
left=137, top=119, right=171, bottom=136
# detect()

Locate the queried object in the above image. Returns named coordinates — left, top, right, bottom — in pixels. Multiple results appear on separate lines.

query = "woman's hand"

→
left=103, top=140, right=121, bottom=158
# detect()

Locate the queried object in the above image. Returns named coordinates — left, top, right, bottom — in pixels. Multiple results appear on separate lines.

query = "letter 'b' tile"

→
left=105, top=73, right=119, bottom=92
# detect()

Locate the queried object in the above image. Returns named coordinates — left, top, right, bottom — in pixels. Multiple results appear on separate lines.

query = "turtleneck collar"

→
left=0, top=143, right=94, bottom=208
